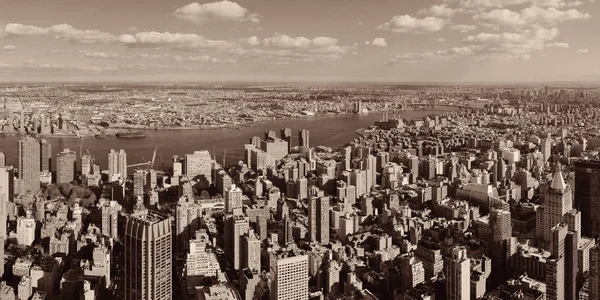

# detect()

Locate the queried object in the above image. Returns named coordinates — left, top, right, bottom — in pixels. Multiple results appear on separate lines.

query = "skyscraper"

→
left=299, top=129, right=309, bottom=149
left=133, top=169, right=147, bottom=201
left=444, top=246, right=470, bottom=300
left=108, top=149, right=127, bottom=181
left=0, top=167, right=14, bottom=242
left=18, top=136, right=40, bottom=194
left=269, top=249, right=309, bottom=300
left=124, top=212, right=172, bottom=300
left=225, top=214, right=249, bottom=270
left=39, top=139, right=51, bottom=173
left=589, top=244, right=600, bottom=299
left=489, top=207, right=513, bottom=286
left=81, top=154, right=91, bottom=176
left=241, top=229, right=261, bottom=272
left=574, top=160, right=600, bottom=237
left=0, top=152, right=5, bottom=167
left=56, top=148, right=76, bottom=184
left=281, top=128, right=292, bottom=153
left=308, top=195, right=330, bottom=244
left=184, top=150, right=213, bottom=183
left=225, top=184, right=243, bottom=213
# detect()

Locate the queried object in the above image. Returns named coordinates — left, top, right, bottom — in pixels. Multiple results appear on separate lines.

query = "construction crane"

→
left=127, top=146, right=158, bottom=169
left=16, top=96, right=25, bottom=111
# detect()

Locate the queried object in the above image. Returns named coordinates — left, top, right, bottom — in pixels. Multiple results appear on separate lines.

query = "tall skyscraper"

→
left=489, top=207, right=513, bottom=286
left=81, top=154, right=91, bottom=175
left=574, top=160, right=600, bottom=237
left=541, top=138, right=552, bottom=162
left=0, top=152, right=5, bottom=167
left=184, top=150, right=213, bottom=183
left=108, top=149, right=127, bottom=181
left=537, top=168, right=580, bottom=248
left=124, top=212, right=172, bottom=300
left=18, top=136, right=40, bottom=194
left=589, top=244, right=600, bottom=299
left=546, top=224, right=567, bottom=300
left=281, top=128, right=292, bottom=153
left=444, top=246, right=470, bottom=300
left=0, top=167, right=14, bottom=242
left=56, top=148, right=76, bottom=184
left=225, top=184, right=243, bottom=213
left=133, top=169, right=147, bottom=201
left=308, top=195, right=330, bottom=244
left=269, top=249, right=309, bottom=300
left=241, top=229, right=261, bottom=272
left=225, top=214, right=249, bottom=270
left=299, top=129, right=310, bottom=149
left=39, top=139, right=51, bottom=173
left=16, top=211, right=35, bottom=246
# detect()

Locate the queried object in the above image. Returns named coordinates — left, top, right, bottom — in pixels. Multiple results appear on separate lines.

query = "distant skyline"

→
left=0, top=0, right=598, bottom=83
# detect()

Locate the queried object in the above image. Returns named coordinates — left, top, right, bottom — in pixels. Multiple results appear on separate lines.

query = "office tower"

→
left=299, top=129, right=309, bottom=148
left=296, top=177, right=308, bottom=200
left=589, top=244, right=600, bottom=299
left=399, top=254, right=425, bottom=293
left=574, top=160, right=600, bottom=238
left=108, top=149, right=127, bottom=181
left=537, top=168, right=580, bottom=248
left=241, top=229, right=261, bottom=272
left=0, top=167, right=14, bottom=242
left=225, top=214, right=249, bottom=270
left=489, top=207, right=513, bottom=286
left=281, top=128, right=292, bottom=153
left=265, top=130, right=277, bottom=140
left=541, top=138, right=552, bottom=162
left=308, top=195, right=330, bottom=244
left=175, top=202, right=203, bottom=252
left=101, top=201, right=121, bottom=239
left=225, top=184, right=243, bottom=213
left=125, top=212, right=172, bottom=300
left=81, top=154, right=91, bottom=175
left=184, top=150, right=213, bottom=183
left=39, top=139, right=51, bottom=173
left=16, top=211, right=35, bottom=246
left=342, top=146, right=351, bottom=171
left=546, top=224, right=567, bottom=300
left=186, top=230, right=220, bottom=277
left=56, top=148, right=76, bottom=184
left=133, top=169, right=146, bottom=201
left=260, top=138, right=289, bottom=167
left=18, top=136, right=41, bottom=194
left=0, top=152, right=4, bottom=167
left=444, top=246, right=470, bottom=300
left=269, top=250, right=309, bottom=300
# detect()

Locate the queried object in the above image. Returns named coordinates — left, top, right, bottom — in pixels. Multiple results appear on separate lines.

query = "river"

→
left=0, top=108, right=456, bottom=170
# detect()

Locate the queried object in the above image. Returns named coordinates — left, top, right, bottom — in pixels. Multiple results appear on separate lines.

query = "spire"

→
left=551, top=165, right=567, bottom=191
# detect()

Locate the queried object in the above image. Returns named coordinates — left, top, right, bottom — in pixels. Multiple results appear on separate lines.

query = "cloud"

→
left=2, top=45, right=16, bottom=51
left=117, top=31, right=236, bottom=50
left=437, top=38, right=447, bottom=42
left=371, top=38, right=387, bottom=47
left=418, top=4, right=457, bottom=18
left=243, top=36, right=260, bottom=46
left=546, top=42, right=569, bottom=48
left=174, top=1, right=259, bottom=24
left=577, top=48, right=589, bottom=53
left=173, top=55, right=237, bottom=63
left=387, top=47, right=474, bottom=64
left=261, top=34, right=349, bottom=55
left=379, top=15, right=446, bottom=33
left=450, top=24, right=478, bottom=32
left=473, top=6, right=591, bottom=28
left=446, top=0, right=586, bottom=11
left=79, top=50, right=122, bottom=59
left=5, top=23, right=118, bottom=44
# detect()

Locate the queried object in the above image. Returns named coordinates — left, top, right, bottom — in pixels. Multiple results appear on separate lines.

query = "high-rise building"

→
left=0, top=167, right=14, bottom=242
left=16, top=211, right=35, bottom=246
left=269, top=249, right=309, bottom=300
left=0, top=152, right=5, bottom=167
left=546, top=224, right=567, bottom=300
left=281, top=128, right=292, bottom=153
left=101, top=201, right=121, bottom=239
left=133, top=169, right=147, bottom=201
left=186, top=230, right=220, bottom=277
left=589, top=244, right=600, bottom=299
left=56, top=148, right=76, bottom=184
left=224, top=184, right=243, bottom=213
left=537, top=168, right=580, bottom=248
left=445, top=246, right=470, bottom=300
left=81, top=154, right=91, bottom=175
left=399, top=253, right=425, bottom=293
left=541, top=138, right=552, bottom=162
left=108, top=149, right=127, bottom=181
left=241, top=229, right=261, bottom=272
left=124, top=212, right=172, bottom=300
left=574, top=160, right=600, bottom=238
left=308, top=195, right=330, bottom=244
left=224, top=214, right=249, bottom=270
left=184, top=150, right=213, bottom=183
left=18, top=136, right=41, bottom=194
left=299, top=129, right=310, bottom=149
left=39, top=139, right=51, bottom=173
left=489, top=207, right=513, bottom=286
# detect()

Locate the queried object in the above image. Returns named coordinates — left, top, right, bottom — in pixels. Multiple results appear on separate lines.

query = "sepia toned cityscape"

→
left=2, top=0, right=600, bottom=300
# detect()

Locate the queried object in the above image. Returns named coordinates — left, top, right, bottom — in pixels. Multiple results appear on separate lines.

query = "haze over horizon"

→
left=1, top=0, right=599, bottom=83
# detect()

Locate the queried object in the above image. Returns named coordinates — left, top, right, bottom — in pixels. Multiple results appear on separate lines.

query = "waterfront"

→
left=0, top=108, right=456, bottom=170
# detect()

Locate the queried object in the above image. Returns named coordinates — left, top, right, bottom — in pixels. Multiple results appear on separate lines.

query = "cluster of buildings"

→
left=5, top=89, right=600, bottom=300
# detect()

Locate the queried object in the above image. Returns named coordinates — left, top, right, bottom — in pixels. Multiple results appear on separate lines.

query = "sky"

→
left=0, top=0, right=598, bottom=83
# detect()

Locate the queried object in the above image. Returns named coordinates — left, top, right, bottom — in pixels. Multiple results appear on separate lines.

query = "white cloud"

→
left=578, top=48, right=589, bottom=53
left=243, top=36, right=260, bottom=46
left=474, top=6, right=591, bottom=28
left=450, top=24, right=478, bottom=32
left=174, top=1, right=259, bottom=24
left=4, top=23, right=118, bottom=44
left=118, top=31, right=236, bottom=50
left=387, top=47, right=474, bottom=64
left=546, top=42, right=569, bottom=48
left=437, top=38, right=447, bottom=42
left=371, top=38, right=387, bottom=47
left=447, top=0, right=586, bottom=11
left=79, top=50, right=122, bottom=59
left=2, top=45, right=16, bottom=51
left=379, top=15, right=446, bottom=33
left=418, top=4, right=457, bottom=18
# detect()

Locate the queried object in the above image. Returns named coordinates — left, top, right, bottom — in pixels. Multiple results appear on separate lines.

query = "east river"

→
left=0, top=108, right=456, bottom=171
